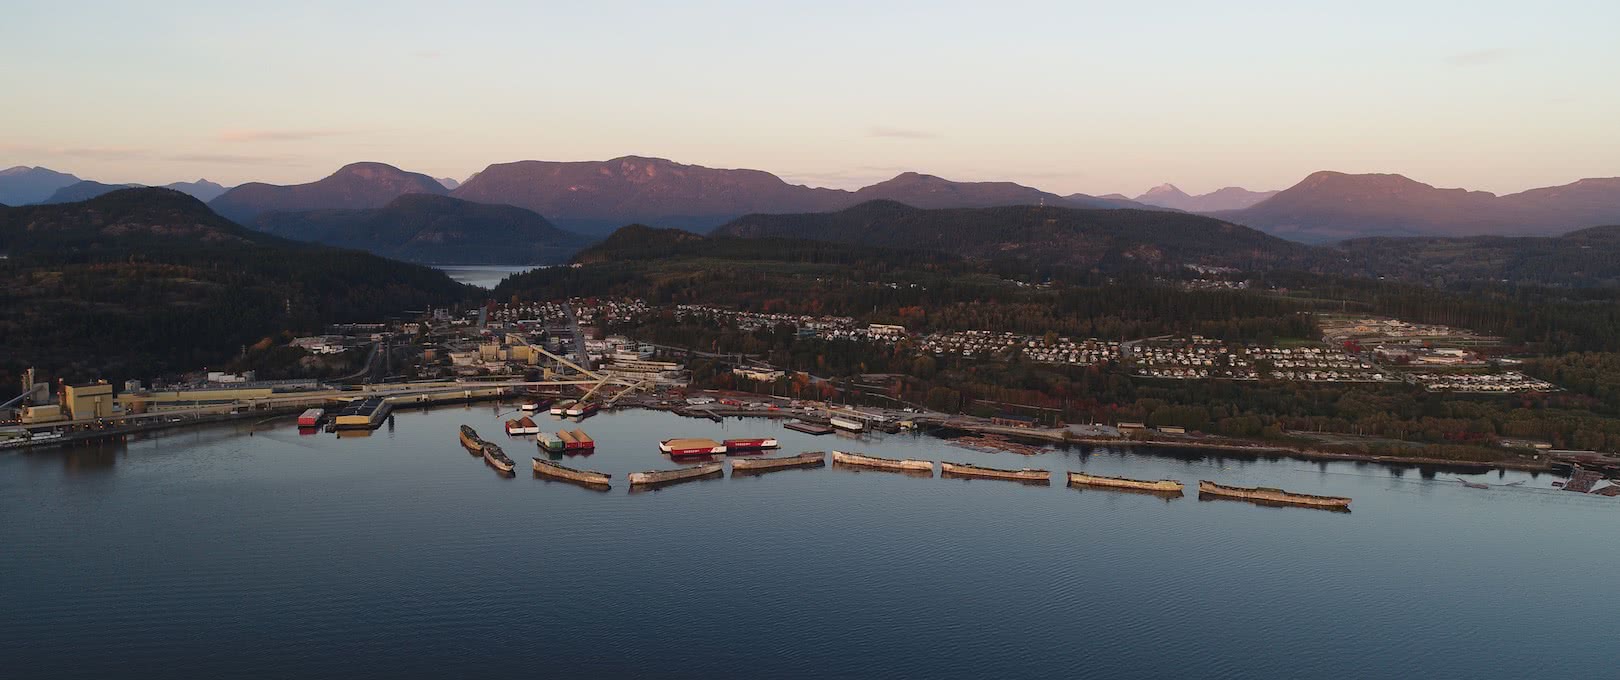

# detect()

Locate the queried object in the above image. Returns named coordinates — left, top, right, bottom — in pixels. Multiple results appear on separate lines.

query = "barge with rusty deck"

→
left=482, top=442, right=516, bottom=475
left=532, top=457, right=611, bottom=488
left=459, top=425, right=484, bottom=453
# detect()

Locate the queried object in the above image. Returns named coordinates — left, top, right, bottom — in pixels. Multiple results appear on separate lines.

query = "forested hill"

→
left=0, top=188, right=473, bottom=384
left=1331, top=224, right=1620, bottom=287
left=712, top=200, right=1311, bottom=271
left=569, top=223, right=958, bottom=266
left=252, top=194, right=591, bottom=265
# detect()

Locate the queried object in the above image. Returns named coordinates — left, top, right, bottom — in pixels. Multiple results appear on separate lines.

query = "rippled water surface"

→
left=2, top=405, right=1613, bottom=679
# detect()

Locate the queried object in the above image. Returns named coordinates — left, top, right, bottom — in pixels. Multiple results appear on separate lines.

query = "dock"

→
left=785, top=420, right=834, bottom=435
left=940, top=461, right=1050, bottom=484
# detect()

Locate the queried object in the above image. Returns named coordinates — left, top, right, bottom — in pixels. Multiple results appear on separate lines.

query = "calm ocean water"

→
left=2, top=405, right=1614, bottom=679
left=436, top=265, right=543, bottom=289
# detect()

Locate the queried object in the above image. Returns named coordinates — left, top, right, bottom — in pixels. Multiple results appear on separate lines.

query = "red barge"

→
left=660, top=438, right=727, bottom=457
left=722, top=437, right=779, bottom=452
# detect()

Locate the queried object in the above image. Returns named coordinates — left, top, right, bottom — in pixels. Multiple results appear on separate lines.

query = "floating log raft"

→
left=830, top=451, right=934, bottom=474
left=731, top=451, right=825, bottom=474
left=940, top=461, right=1051, bottom=483
left=1197, top=480, right=1351, bottom=510
left=628, top=463, right=724, bottom=488
left=532, top=457, right=611, bottom=489
left=1067, top=472, right=1183, bottom=493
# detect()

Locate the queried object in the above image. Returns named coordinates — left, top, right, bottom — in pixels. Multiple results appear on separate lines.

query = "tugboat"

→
left=459, top=425, right=484, bottom=452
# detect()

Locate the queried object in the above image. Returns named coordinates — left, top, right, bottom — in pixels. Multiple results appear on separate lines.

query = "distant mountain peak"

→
left=1132, top=183, right=1277, bottom=213
left=1141, top=183, right=1188, bottom=198
left=0, top=165, right=83, bottom=205
left=210, top=162, right=447, bottom=222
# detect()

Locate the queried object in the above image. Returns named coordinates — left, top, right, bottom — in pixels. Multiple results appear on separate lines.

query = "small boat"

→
left=571, top=429, right=595, bottom=450
left=629, top=462, right=724, bottom=487
left=731, top=451, right=825, bottom=473
left=558, top=429, right=580, bottom=450
left=459, top=425, right=484, bottom=452
left=660, top=438, right=727, bottom=457
left=723, top=437, right=779, bottom=452
left=1197, top=480, right=1351, bottom=510
left=483, top=443, right=515, bottom=475
left=940, top=461, right=1050, bottom=483
left=830, top=417, right=864, bottom=432
left=537, top=432, right=566, bottom=453
left=550, top=400, right=576, bottom=416
left=532, top=457, right=611, bottom=488
left=1066, top=472, right=1183, bottom=493
left=784, top=421, right=834, bottom=435
left=830, top=450, right=932, bottom=473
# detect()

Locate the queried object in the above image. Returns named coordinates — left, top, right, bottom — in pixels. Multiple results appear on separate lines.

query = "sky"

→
left=3, top=0, right=1618, bottom=196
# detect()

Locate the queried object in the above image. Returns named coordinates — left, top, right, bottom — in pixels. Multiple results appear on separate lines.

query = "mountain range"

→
left=1216, top=172, right=1620, bottom=242
left=9, top=156, right=1620, bottom=244
left=0, top=168, right=231, bottom=205
left=1132, top=184, right=1278, bottom=212
left=252, top=194, right=588, bottom=265
left=448, top=156, right=1151, bottom=236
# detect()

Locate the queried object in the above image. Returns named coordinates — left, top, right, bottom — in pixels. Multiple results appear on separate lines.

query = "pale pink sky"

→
left=3, top=1, right=1617, bottom=196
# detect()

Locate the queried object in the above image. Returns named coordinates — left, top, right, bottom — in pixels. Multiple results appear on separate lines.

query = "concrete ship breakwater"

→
left=1198, top=480, right=1352, bottom=510
left=1067, top=472, right=1184, bottom=494
left=940, top=461, right=1051, bottom=484
left=731, top=451, right=825, bottom=474
left=831, top=451, right=934, bottom=474
left=532, top=457, right=612, bottom=490
left=629, top=463, right=724, bottom=488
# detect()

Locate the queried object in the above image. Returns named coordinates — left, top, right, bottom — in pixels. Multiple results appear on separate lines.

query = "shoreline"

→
left=8, top=396, right=1566, bottom=476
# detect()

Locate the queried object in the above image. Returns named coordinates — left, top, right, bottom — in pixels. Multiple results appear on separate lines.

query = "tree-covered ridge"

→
left=0, top=188, right=473, bottom=384
left=1331, top=225, right=1620, bottom=288
left=252, top=193, right=590, bottom=265
left=712, top=200, right=1313, bottom=271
